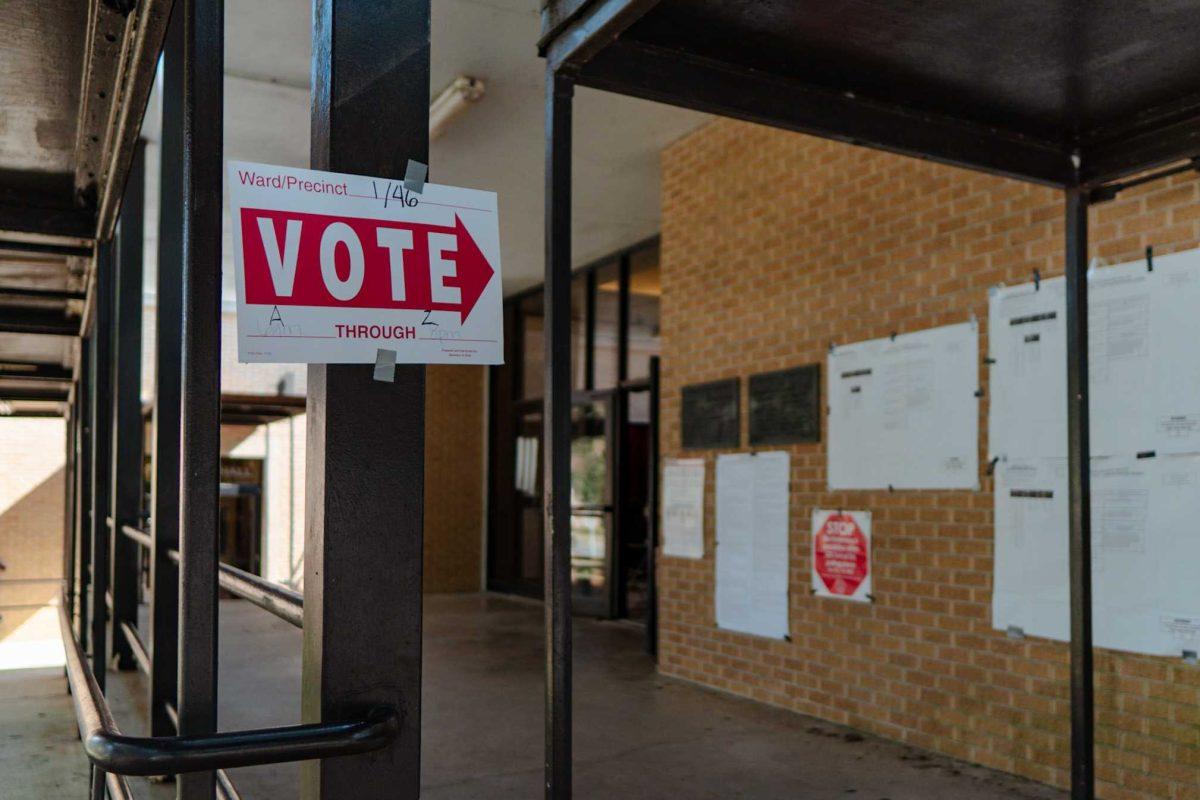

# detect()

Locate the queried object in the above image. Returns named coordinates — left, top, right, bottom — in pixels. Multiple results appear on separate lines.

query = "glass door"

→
left=570, top=392, right=616, bottom=617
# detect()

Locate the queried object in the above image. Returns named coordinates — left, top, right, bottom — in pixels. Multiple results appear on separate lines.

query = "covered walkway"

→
left=3, top=595, right=1066, bottom=799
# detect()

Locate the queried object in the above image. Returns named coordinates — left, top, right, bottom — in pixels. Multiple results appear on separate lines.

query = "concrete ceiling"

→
left=141, top=0, right=709, bottom=299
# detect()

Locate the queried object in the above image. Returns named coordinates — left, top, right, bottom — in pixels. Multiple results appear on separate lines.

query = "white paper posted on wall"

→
left=989, top=248, right=1200, bottom=656
left=662, top=458, right=706, bottom=559
left=993, top=453, right=1200, bottom=655
left=715, top=452, right=790, bottom=639
left=828, top=321, right=979, bottom=490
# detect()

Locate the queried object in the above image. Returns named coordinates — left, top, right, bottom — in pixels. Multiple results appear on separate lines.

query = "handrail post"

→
left=90, top=239, right=116, bottom=694
left=149, top=0, right=184, bottom=740
left=303, top=2, right=429, bottom=797
left=177, top=0, right=224, bottom=797
left=110, top=138, right=145, bottom=672
left=76, top=334, right=93, bottom=651
left=60, top=597, right=397, bottom=780
left=64, top=389, right=77, bottom=628
left=543, top=66, right=574, bottom=800
left=645, top=355, right=660, bottom=657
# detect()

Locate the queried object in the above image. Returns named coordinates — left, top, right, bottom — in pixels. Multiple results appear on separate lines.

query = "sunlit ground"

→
left=0, top=606, right=65, bottom=670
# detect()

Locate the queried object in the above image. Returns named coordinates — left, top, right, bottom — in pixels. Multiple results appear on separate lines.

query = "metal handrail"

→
left=216, top=769, right=244, bottom=800
left=217, top=561, right=303, bottom=628
left=60, top=599, right=138, bottom=799
left=165, top=548, right=303, bottom=628
left=163, top=704, right=242, bottom=800
left=104, top=770, right=136, bottom=800
left=120, top=524, right=152, bottom=549
left=118, top=621, right=150, bottom=676
left=58, top=599, right=398, bottom=777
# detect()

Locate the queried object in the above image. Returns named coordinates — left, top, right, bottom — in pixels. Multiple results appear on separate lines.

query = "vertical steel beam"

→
left=302, top=2, right=429, bottom=798
left=90, top=241, right=116, bottom=691
left=584, top=271, right=595, bottom=390
left=617, top=252, right=629, bottom=384
left=177, top=0, right=223, bottom=797
left=543, top=68, right=574, bottom=800
left=77, top=337, right=93, bottom=650
left=1065, top=186, right=1094, bottom=800
left=110, top=139, right=146, bottom=671
left=64, top=397, right=77, bottom=624
left=150, top=1, right=184, bottom=740
left=610, top=387, right=625, bottom=618
left=644, top=355, right=659, bottom=657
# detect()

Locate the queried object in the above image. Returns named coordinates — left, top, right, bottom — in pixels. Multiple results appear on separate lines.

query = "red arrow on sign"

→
left=240, top=207, right=495, bottom=323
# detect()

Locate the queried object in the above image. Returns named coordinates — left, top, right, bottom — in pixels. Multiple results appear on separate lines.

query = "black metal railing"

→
left=123, top=524, right=304, bottom=628
left=118, top=621, right=150, bottom=676
left=105, top=513, right=309, bottom=800
left=161, top=704, right=243, bottom=800
left=216, top=769, right=243, bottom=800
left=115, top=525, right=307, bottom=800
left=109, top=523, right=307, bottom=798
left=119, top=523, right=152, bottom=550
left=102, top=771, right=135, bottom=800
left=217, top=561, right=304, bottom=628
left=161, top=544, right=303, bottom=628
left=59, top=597, right=398, bottom=780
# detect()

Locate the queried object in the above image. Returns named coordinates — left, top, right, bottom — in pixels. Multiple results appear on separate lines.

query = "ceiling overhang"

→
left=541, top=0, right=1200, bottom=189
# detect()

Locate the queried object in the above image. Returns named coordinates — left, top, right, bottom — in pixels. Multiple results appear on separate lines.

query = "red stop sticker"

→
left=814, top=512, right=869, bottom=597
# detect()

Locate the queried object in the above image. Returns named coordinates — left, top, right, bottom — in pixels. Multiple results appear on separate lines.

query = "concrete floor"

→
left=9, top=593, right=1065, bottom=799
left=0, top=666, right=91, bottom=796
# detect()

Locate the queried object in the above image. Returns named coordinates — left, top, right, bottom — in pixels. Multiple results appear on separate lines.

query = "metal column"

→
left=150, top=0, right=184, bottom=740
left=64, top=395, right=77, bottom=625
left=543, top=68, right=574, bottom=800
left=644, top=355, right=659, bottom=658
left=90, top=241, right=116, bottom=691
left=617, top=252, right=630, bottom=384
left=177, top=0, right=223, bottom=797
left=77, top=336, right=93, bottom=650
left=1064, top=186, right=1094, bottom=800
left=110, top=140, right=146, bottom=672
left=301, top=2, right=429, bottom=797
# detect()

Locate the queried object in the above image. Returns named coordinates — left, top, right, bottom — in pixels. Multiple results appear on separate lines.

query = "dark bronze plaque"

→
left=748, top=364, right=820, bottom=445
left=681, top=378, right=739, bottom=449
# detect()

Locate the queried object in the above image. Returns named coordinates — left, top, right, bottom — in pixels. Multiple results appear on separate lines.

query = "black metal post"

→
left=544, top=67, right=574, bottom=800
left=90, top=241, right=116, bottom=691
left=110, top=140, right=146, bottom=672
left=1065, top=186, right=1094, bottom=800
left=177, top=0, right=223, bottom=796
left=150, top=0, right=183, bottom=740
left=584, top=271, right=595, bottom=390
left=64, top=396, right=77, bottom=627
left=617, top=252, right=629, bottom=385
left=644, top=355, right=659, bottom=657
left=77, top=336, right=93, bottom=650
left=302, top=2, right=429, bottom=798
left=610, top=389, right=624, bottom=618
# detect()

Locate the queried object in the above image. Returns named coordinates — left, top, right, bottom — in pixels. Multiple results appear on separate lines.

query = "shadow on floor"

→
left=77, top=594, right=1065, bottom=799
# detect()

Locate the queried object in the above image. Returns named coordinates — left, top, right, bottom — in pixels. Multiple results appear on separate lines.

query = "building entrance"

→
left=489, top=239, right=661, bottom=629
left=218, top=457, right=263, bottom=579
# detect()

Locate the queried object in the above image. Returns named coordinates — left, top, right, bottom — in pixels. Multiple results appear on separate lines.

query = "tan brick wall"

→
left=424, top=365, right=485, bottom=593
left=215, top=373, right=484, bottom=594
left=658, top=118, right=1200, bottom=799
left=0, top=418, right=65, bottom=659
left=262, top=415, right=306, bottom=589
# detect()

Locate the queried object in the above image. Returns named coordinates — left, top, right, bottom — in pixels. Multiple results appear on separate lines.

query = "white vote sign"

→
left=229, top=161, right=504, bottom=365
